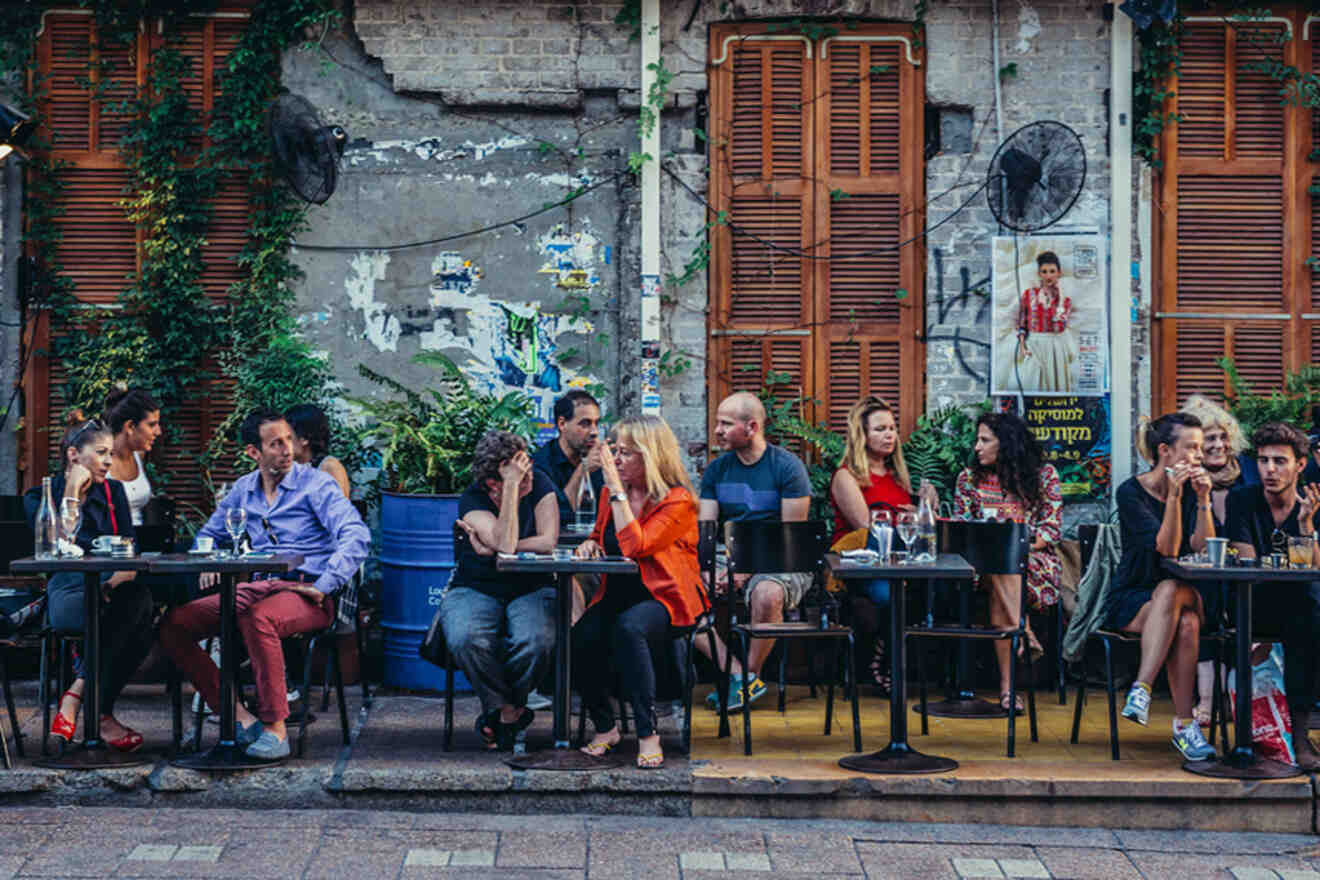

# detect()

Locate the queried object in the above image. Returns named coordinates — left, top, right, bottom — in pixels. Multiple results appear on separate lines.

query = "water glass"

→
left=225, top=507, right=248, bottom=558
left=896, top=511, right=918, bottom=558
left=58, top=498, right=81, bottom=556
left=1205, top=537, right=1228, bottom=568
left=869, top=510, right=894, bottom=561
left=1289, top=535, right=1315, bottom=569
left=552, top=547, right=573, bottom=561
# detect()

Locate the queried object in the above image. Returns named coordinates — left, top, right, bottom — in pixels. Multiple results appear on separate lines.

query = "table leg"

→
left=840, top=577, right=957, bottom=774
left=36, top=571, right=149, bottom=769
left=507, top=572, right=623, bottom=771
left=173, top=574, right=282, bottom=770
left=1183, top=579, right=1301, bottom=779
left=918, top=579, right=1008, bottom=719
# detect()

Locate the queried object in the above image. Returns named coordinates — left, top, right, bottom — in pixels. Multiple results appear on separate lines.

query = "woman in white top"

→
left=104, top=387, right=162, bottom=526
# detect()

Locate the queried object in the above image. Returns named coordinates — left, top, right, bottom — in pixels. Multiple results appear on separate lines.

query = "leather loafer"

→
left=244, top=730, right=290, bottom=761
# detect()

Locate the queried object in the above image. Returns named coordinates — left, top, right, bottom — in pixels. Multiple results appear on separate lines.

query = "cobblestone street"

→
left=1, top=808, right=1319, bottom=879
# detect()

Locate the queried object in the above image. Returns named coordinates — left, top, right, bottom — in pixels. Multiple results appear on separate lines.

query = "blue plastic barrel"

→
left=379, top=491, right=468, bottom=692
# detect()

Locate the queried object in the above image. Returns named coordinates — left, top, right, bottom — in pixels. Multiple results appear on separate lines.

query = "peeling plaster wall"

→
left=0, top=158, right=18, bottom=492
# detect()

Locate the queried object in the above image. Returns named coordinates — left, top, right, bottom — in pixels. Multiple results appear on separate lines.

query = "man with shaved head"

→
left=695, top=391, right=813, bottom=711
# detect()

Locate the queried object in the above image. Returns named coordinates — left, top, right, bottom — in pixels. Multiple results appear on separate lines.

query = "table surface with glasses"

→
left=152, top=551, right=305, bottom=771
left=10, top=555, right=155, bottom=770
left=1162, top=557, right=1318, bottom=779
left=495, top=553, right=639, bottom=770
left=825, top=552, right=975, bottom=775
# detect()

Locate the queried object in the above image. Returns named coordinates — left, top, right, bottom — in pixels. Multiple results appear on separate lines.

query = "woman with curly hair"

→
left=952, top=411, right=1062, bottom=712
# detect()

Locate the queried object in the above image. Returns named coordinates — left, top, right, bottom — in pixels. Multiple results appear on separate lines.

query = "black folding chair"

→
left=911, top=520, right=1038, bottom=757
left=721, top=520, right=861, bottom=756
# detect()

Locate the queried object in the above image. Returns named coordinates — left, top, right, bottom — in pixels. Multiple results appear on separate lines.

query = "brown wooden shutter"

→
left=1157, top=13, right=1305, bottom=412
left=709, top=24, right=923, bottom=451
left=25, top=11, right=251, bottom=503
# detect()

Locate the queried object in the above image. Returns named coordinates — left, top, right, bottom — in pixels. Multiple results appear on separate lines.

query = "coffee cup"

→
left=195, top=536, right=214, bottom=553
left=91, top=535, right=116, bottom=552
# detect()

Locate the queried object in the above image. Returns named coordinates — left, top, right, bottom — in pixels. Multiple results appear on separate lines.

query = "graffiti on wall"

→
left=925, top=247, right=992, bottom=392
left=536, top=223, right=603, bottom=292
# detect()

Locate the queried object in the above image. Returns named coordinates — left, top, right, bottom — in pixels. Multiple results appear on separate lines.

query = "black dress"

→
left=1109, top=475, right=1200, bottom=629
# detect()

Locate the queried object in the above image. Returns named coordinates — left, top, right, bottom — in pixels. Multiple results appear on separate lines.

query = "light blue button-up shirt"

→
left=194, top=463, right=370, bottom=597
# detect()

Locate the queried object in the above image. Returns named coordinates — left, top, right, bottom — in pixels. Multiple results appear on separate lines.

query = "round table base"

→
left=171, top=742, right=285, bottom=771
left=506, top=749, right=626, bottom=771
left=1182, top=755, right=1304, bottom=779
left=916, top=698, right=1011, bottom=719
left=35, top=745, right=152, bottom=770
left=839, top=745, right=958, bottom=775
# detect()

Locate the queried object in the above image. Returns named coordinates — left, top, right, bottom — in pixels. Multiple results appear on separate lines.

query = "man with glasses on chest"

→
left=159, top=408, right=370, bottom=760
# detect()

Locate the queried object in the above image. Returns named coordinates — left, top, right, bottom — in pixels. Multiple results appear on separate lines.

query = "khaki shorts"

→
left=744, top=571, right=813, bottom=612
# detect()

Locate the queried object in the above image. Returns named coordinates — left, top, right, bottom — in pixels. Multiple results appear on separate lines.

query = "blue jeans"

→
left=439, top=585, right=556, bottom=716
left=858, top=529, right=891, bottom=612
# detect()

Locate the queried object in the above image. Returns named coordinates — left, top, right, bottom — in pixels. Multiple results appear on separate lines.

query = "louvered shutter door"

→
left=1157, top=16, right=1303, bottom=412
left=709, top=34, right=813, bottom=428
left=814, top=37, right=921, bottom=434
left=26, top=12, right=251, bottom=501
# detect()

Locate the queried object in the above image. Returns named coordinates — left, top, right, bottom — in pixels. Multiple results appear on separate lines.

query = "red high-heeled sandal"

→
left=100, top=716, right=143, bottom=753
left=50, top=689, right=81, bottom=743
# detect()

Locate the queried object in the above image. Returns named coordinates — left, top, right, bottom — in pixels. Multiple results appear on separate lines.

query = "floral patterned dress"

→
left=952, top=464, right=1063, bottom=610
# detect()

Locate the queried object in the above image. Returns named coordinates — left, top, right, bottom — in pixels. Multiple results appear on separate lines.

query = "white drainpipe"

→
left=1110, top=10, right=1135, bottom=491
left=639, top=0, right=662, bottom=416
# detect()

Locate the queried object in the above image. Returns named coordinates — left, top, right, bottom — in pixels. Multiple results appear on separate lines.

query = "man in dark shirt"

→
left=440, top=430, right=559, bottom=750
left=1224, top=421, right=1320, bottom=769
left=532, top=390, right=605, bottom=527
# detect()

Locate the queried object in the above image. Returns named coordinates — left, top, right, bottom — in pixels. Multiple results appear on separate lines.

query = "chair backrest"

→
left=724, top=519, right=829, bottom=577
left=938, top=519, right=1031, bottom=578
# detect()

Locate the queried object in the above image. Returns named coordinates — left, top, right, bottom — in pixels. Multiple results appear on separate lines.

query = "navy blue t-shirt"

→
left=698, top=444, right=812, bottom=522
left=453, top=469, right=556, bottom=600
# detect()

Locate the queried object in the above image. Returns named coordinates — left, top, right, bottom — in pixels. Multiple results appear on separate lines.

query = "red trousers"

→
left=159, top=579, right=332, bottom=724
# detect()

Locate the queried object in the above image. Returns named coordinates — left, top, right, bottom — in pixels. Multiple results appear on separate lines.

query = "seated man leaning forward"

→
left=697, top=391, right=813, bottom=711
left=1224, top=421, right=1320, bottom=770
left=442, top=430, right=560, bottom=750
left=159, top=407, right=370, bottom=760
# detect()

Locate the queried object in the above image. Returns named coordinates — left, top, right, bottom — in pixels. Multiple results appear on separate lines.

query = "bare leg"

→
left=746, top=581, right=786, bottom=676
left=693, top=631, right=744, bottom=679
left=1124, top=580, right=1182, bottom=685
left=987, top=574, right=1020, bottom=694
left=1166, top=603, right=1201, bottom=718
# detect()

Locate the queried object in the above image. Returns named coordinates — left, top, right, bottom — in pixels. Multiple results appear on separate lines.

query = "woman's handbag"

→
left=418, top=606, right=446, bottom=666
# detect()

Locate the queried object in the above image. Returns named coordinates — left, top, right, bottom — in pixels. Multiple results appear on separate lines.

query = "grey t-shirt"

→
left=699, top=444, right=812, bottom=521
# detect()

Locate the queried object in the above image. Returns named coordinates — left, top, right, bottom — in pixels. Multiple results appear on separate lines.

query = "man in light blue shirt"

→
left=159, top=408, right=369, bottom=760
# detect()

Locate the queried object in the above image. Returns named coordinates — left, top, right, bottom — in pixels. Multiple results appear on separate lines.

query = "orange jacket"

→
left=585, top=486, right=708, bottom=628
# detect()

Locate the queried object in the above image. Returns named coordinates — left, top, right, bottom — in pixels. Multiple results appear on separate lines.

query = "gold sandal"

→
left=636, top=750, right=664, bottom=769
left=580, top=737, right=617, bottom=757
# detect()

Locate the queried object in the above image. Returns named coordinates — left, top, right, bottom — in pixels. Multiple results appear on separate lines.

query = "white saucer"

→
left=187, top=549, right=216, bottom=556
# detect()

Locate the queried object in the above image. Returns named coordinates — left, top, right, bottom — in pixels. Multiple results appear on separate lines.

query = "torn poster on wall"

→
left=537, top=224, right=602, bottom=292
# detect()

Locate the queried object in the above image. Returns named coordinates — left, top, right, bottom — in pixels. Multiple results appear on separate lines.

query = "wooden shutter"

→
left=25, top=10, right=251, bottom=504
left=1156, top=13, right=1306, bottom=412
left=708, top=24, right=924, bottom=446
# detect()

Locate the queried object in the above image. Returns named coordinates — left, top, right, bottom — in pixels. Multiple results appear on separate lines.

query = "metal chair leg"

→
left=847, top=632, right=862, bottom=752
left=682, top=631, right=696, bottom=756
left=2, top=649, right=24, bottom=758
left=39, top=632, right=50, bottom=757
left=1025, top=638, right=1038, bottom=743
left=718, top=629, right=734, bottom=740
left=777, top=646, right=787, bottom=713
left=823, top=640, right=835, bottom=736
left=1055, top=604, right=1067, bottom=705
left=1069, top=642, right=1086, bottom=745
left=297, top=635, right=317, bottom=758
left=168, top=665, right=182, bottom=755
left=917, top=636, right=929, bottom=736
left=330, top=633, right=351, bottom=746
left=1103, top=638, right=1119, bottom=761
left=1007, top=633, right=1018, bottom=758
left=443, top=649, right=454, bottom=752
left=740, top=633, right=752, bottom=756
left=193, top=636, right=211, bottom=752
left=356, top=614, right=371, bottom=708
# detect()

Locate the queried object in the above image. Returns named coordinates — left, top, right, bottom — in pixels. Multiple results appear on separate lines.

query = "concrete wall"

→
left=0, top=142, right=19, bottom=493
left=283, top=0, right=1117, bottom=490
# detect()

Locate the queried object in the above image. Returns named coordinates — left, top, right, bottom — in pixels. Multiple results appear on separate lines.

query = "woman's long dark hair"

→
left=970, top=412, right=1044, bottom=510
left=284, top=403, right=331, bottom=459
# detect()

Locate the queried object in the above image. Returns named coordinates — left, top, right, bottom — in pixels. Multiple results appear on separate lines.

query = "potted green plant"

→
left=351, top=352, right=535, bottom=691
left=903, top=403, right=983, bottom=505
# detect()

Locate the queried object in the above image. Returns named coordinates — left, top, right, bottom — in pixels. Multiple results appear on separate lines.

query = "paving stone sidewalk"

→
left=1, top=808, right=1319, bottom=879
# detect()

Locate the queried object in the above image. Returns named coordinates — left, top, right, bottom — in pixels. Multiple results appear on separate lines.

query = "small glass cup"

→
left=1288, top=535, right=1315, bottom=569
left=552, top=547, right=573, bottom=562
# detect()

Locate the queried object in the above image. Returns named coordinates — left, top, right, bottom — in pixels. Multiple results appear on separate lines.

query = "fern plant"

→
left=903, top=403, right=983, bottom=502
left=350, top=352, right=536, bottom=495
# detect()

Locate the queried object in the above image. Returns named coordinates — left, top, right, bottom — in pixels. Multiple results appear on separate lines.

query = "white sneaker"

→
left=526, top=689, right=552, bottom=710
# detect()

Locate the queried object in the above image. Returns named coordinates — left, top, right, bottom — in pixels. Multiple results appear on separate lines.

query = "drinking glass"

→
left=869, top=510, right=894, bottom=560
left=58, top=497, right=81, bottom=556
left=225, top=507, right=248, bottom=558
left=1289, top=535, right=1315, bottom=569
left=895, top=511, right=918, bottom=559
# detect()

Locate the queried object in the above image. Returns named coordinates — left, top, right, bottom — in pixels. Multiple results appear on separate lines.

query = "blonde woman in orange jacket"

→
left=573, top=415, right=706, bottom=769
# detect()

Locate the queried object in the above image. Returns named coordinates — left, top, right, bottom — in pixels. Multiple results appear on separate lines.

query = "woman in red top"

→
left=573, top=415, right=705, bottom=769
left=828, top=396, right=931, bottom=691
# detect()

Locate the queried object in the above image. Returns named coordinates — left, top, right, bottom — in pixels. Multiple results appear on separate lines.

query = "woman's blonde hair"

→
left=614, top=415, right=697, bottom=503
left=1180, top=394, right=1246, bottom=457
left=840, top=396, right=911, bottom=493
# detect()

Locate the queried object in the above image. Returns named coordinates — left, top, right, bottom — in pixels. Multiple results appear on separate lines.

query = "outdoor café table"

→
left=827, top=552, right=975, bottom=774
left=557, top=525, right=592, bottom=549
left=150, top=551, right=304, bottom=771
left=1162, top=557, right=1312, bottom=779
left=495, top=552, right=638, bottom=770
left=11, top=554, right=153, bottom=770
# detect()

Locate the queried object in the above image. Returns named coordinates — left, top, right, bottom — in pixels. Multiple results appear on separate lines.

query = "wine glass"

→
left=896, top=511, right=918, bottom=561
left=59, top=497, right=81, bottom=556
left=225, top=507, right=248, bottom=558
left=869, top=509, right=893, bottom=557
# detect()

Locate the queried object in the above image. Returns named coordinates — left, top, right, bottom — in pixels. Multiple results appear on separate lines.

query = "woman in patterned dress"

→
left=1011, top=251, right=1078, bottom=393
left=953, top=412, right=1062, bottom=712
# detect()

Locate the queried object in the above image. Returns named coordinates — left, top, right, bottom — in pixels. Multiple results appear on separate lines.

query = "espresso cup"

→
left=91, top=535, right=116, bottom=552
left=195, top=536, right=215, bottom=553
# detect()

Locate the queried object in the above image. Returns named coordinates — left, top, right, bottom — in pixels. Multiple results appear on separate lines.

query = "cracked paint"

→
left=345, top=250, right=400, bottom=352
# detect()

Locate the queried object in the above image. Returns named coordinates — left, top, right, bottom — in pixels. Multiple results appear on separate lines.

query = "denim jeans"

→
left=573, top=597, right=672, bottom=738
left=859, top=529, right=891, bottom=611
left=439, top=585, right=557, bottom=716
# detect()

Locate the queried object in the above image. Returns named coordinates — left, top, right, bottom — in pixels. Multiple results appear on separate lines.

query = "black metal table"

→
left=1162, top=559, right=1312, bottom=779
left=827, top=552, right=974, bottom=774
left=495, top=553, right=638, bottom=770
left=11, top=554, right=153, bottom=769
left=151, top=552, right=304, bottom=771
left=557, top=525, right=593, bottom=548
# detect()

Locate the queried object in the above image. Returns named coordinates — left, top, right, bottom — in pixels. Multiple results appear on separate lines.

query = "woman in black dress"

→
left=1110, top=412, right=1216, bottom=762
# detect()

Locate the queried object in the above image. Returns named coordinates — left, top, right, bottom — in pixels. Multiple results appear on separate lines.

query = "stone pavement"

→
left=2, top=808, right=1320, bottom=879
